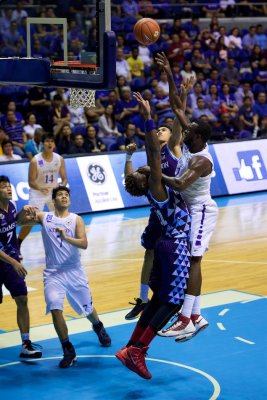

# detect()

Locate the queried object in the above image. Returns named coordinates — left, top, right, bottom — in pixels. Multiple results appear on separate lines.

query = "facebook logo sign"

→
left=233, top=151, right=267, bottom=181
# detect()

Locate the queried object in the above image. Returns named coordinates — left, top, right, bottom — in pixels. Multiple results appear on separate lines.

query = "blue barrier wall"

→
left=1, top=139, right=266, bottom=214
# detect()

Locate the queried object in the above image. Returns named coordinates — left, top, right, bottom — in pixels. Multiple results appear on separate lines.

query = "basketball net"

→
left=69, top=68, right=96, bottom=109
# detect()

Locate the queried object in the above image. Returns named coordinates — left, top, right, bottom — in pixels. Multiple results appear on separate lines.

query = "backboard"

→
left=0, top=0, right=116, bottom=90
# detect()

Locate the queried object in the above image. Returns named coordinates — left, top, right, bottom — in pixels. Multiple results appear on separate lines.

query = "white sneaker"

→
left=158, top=314, right=196, bottom=339
left=20, top=340, right=42, bottom=359
left=191, top=314, right=209, bottom=334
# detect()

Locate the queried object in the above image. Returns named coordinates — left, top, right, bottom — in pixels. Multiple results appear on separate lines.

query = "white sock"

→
left=182, top=295, right=195, bottom=318
left=140, top=284, right=149, bottom=302
left=192, top=296, right=201, bottom=316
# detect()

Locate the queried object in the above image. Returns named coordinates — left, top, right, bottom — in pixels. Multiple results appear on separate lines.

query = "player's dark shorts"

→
left=0, top=262, right=27, bottom=304
left=141, top=208, right=162, bottom=250
left=149, top=236, right=191, bottom=305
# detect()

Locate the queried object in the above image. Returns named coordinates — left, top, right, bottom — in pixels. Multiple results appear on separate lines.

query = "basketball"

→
left=133, top=18, right=161, bottom=46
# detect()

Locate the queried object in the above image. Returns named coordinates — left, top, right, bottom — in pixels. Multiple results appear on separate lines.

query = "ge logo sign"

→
left=87, top=164, right=106, bottom=184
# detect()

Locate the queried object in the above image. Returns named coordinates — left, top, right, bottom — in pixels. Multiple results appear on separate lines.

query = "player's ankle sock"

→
left=21, top=333, right=30, bottom=343
left=140, top=284, right=149, bottom=302
left=92, top=320, right=103, bottom=330
left=182, top=294, right=196, bottom=318
left=61, top=338, right=72, bottom=350
left=137, top=325, right=156, bottom=347
left=192, top=295, right=201, bottom=316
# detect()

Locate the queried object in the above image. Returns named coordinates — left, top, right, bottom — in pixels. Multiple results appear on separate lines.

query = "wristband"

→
left=145, top=119, right=156, bottom=132
left=126, top=153, right=132, bottom=162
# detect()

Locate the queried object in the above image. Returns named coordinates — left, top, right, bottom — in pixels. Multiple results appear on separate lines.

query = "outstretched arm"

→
left=133, top=92, right=166, bottom=201
left=124, top=143, right=137, bottom=178
left=162, top=156, right=212, bottom=191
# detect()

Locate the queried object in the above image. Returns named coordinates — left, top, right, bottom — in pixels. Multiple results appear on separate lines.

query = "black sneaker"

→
left=93, top=322, right=111, bottom=347
left=20, top=340, right=42, bottom=359
left=125, top=298, right=148, bottom=320
left=59, top=344, right=77, bottom=368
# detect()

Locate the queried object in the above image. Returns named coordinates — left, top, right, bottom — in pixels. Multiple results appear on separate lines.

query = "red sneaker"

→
left=191, top=314, right=209, bottom=334
left=115, top=346, right=128, bottom=365
left=125, top=346, right=152, bottom=380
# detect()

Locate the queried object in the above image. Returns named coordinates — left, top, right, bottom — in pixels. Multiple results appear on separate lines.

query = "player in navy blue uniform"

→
left=0, top=175, right=42, bottom=359
left=115, top=93, right=191, bottom=380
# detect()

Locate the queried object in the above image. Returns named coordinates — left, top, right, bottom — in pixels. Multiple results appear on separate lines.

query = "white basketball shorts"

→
left=189, top=201, right=218, bottom=257
left=43, top=266, right=93, bottom=316
left=29, top=192, right=54, bottom=211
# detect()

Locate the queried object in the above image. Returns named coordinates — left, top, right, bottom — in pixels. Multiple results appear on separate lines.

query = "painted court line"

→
left=0, top=290, right=261, bottom=349
left=235, top=337, right=255, bottom=345
left=217, top=323, right=226, bottom=331
left=218, top=309, right=229, bottom=316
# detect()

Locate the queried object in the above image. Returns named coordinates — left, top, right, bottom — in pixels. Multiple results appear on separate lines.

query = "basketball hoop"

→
left=69, top=88, right=96, bottom=109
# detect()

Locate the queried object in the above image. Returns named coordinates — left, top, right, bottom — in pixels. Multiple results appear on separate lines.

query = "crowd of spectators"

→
left=0, top=1, right=267, bottom=162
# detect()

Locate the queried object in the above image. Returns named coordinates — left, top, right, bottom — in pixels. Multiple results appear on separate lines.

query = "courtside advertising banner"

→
left=76, top=155, right=124, bottom=211
left=213, top=139, right=267, bottom=194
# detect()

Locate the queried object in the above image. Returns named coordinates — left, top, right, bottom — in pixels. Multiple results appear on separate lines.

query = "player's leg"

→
left=18, top=196, right=45, bottom=249
left=44, top=271, right=76, bottom=368
left=125, top=209, right=161, bottom=320
left=65, top=267, right=111, bottom=347
left=3, top=263, right=42, bottom=359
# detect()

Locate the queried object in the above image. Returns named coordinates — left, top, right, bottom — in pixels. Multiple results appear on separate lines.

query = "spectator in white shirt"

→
left=23, top=112, right=43, bottom=140
left=116, top=47, right=131, bottom=81
left=0, top=139, right=22, bottom=162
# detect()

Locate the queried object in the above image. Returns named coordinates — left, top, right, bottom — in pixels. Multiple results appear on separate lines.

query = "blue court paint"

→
left=0, top=299, right=266, bottom=400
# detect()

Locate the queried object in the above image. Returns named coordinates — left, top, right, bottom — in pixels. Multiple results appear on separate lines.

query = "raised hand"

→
left=126, top=143, right=137, bottom=155
left=181, top=76, right=195, bottom=95
left=155, top=52, right=172, bottom=75
left=133, top=92, right=151, bottom=120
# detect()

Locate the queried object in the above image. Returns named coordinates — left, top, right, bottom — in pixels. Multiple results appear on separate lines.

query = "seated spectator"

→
left=116, top=75, right=130, bottom=99
left=0, top=139, right=22, bottom=161
left=138, top=44, right=153, bottom=66
left=0, top=127, right=8, bottom=157
left=157, top=70, right=169, bottom=96
left=205, top=40, right=219, bottom=68
left=116, top=47, right=131, bottom=81
left=253, top=57, right=267, bottom=86
left=122, top=0, right=140, bottom=17
left=50, top=94, right=71, bottom=131
left=2, top=110, right=25, bottom=157
left=205, top=84, right=222, bottom=115
left=242, top=26, right=257, bottom=54
left=166, top=34, right=184, bottom=65
left=84, top=99, right=104, bottom=125
left=179, top=29, right=192, bottom=54
left=258, top=116, right=267, bottom=138
left=214, top=112, right=238, bottom=141
left=228, top=27, right=242, bottom=50
left=84, top=125, right=106, bottom=153
left=68, top=105, right=87, bottom=127
left=187, top=82, right=204, bottom=114
left=182, top=17, right=200, bottom=41
left=191, top=48, right=212, bottom=76
left=153, top=86, right=174, bottom=125
left=1, top=101, right=24, bottom=126
left=238, top=96, right=259, bottom=136
left=24, top=128, right=44, bottom=160
left=206, top=69, right=221, bottom=92
left=117, top=122, right=145, bottom=150
left=56, top=123, right=74, bottom=155
left=254, top=92, right=267, bottom=118
left=138, top=0, right=159, bottom=17
left=235, top=81, right=254, bottom=108
left=255, top=24, right=267, bottom=50
left=23, top=112, right=43, bottom=140
left=69, top=134, right=87, bottom=154
left=219, top=83, right=239, bottom=119
left=172, top=64, right=182, bottom=87
left=127, top=47, right=145, bottom=79
left=192, top=96, right=217, bottom=122
left=250, top=45, right=263, bottom=70
left=2, top=20, right=25, bottom=55
left=221, top=58, right=240, bottom=90
left=115, top=86, right=139, bottom=126
left=98, top=104, right=121, bottom=147
left=180, top=60, right=197, bottom=83
left=202, top=1, right=221, bottom=18
left=28, top=86, right=51, bottom=130
left=49, top=87, right=69, bottom=104
left=116, top=35, right=131, bottom=58
left=99, top=90, right=121, bottom=112
left=220, top=0, right=237, bottom=18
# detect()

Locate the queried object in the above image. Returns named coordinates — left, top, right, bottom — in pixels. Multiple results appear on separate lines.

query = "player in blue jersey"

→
left=0, top=175, right=42, bottom=359
left=115, top=93, right=191, bottom=380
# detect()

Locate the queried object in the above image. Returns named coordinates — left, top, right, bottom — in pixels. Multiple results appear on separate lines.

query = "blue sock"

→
left=21, top=333, right=30, bottom=342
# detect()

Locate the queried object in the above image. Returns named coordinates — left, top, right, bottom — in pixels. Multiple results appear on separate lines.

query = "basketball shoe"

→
left=123, top=346, right=152, bottom=380
left=125, top=298, right=149, bottom=320
left=157, top=314, right=196, bottom=341
left=59, top=343, right=77, bottom=368
left=93, top=321, right=111, bottom=347
left=115, top=346, right=127, bottom=365
left=20, top=340, right=42, bottom=359
left=191, top=314, right=209, bottom=334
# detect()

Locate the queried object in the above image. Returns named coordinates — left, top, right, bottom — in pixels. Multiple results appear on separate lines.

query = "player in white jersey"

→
left=28, top=186, right=111, bottom=368
left=18, top=133, right=67, bottom=251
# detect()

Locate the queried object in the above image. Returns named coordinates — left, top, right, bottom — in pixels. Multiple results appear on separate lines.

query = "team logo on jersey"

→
left=0, top=213, right=4, bottom=220
left=233, top=150, right=267, bottom=181
left=46, top=215, right=53, bottom=223
left=38, top=160, right=44, bottom=166
left=87, top=163, right=106, bottom=185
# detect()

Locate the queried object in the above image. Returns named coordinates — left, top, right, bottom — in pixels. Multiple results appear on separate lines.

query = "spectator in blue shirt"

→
left=24, top=128, right=43, bottom=160
left=254, top=92, right=267, bottom=118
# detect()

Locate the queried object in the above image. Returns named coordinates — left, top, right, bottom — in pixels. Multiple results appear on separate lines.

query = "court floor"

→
left=0, top=192, right=267, bottom=400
